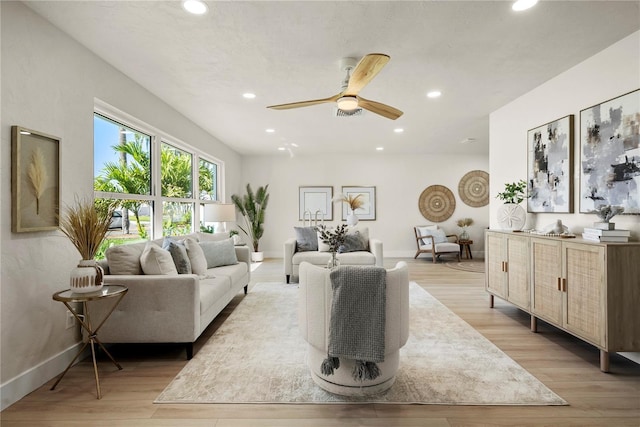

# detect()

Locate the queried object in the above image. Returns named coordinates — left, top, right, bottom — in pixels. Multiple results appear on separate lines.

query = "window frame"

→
left=94, top=99, right=226, bottom=239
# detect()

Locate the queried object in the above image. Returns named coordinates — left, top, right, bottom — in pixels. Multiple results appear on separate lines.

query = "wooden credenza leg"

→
left=600, top=350, right=610, bottom=373
left=489, top=294, right=494, bottom=308
left=530, top=315, right=537, bottom=332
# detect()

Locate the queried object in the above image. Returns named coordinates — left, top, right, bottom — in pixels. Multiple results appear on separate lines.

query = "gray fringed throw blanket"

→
left=322, top=265, right=387, bottom=382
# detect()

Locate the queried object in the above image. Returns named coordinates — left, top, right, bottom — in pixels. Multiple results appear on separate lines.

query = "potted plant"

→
left=496, top=180, right=528, bottom=230
left=231, top=184, right=269, bottom=262
left=59, top=197, right=117, bottom=293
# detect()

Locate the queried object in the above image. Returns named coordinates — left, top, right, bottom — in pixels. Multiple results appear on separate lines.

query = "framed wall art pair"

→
left=298, top=186, right=376, bottom=221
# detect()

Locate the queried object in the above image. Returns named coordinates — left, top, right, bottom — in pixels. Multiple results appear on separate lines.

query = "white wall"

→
left=490, top=31, right=640, bottom=235
left=489, top=31, right=640, bottom=364
left=241, top=153, right=489, bottom=260
left=0, top=2, right=243, bottom=409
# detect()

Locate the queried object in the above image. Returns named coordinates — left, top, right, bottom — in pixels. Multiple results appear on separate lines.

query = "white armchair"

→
left=414, top=225, right=460, bottom=263
left=298, top=261, right=410, bottom=396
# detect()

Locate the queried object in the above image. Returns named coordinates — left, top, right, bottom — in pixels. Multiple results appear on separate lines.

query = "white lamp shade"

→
left=204, top=203, right=236, bottom=222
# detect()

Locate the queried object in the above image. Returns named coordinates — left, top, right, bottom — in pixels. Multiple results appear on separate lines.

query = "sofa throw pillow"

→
left=105, top=243, right=144, bottom=275
left=140, top=243, right=178, bottom=276
left=162, top=237, right=192, bottom=274
left=420, top=228, right=448, bottom=245
left=199, top=238, right=238, bottom=268
left=337, top=229, right=368, bottom=253
left=184, top=237, right=208, bottom=275
left=294, top=226, right=318, bottom=252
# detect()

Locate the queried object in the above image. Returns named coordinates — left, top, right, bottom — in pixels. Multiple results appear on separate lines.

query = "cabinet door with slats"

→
left=563, top=242, right=605, bottom=347
left=506, top=235, right=530, bottom=310
left=531, top=238, right=563, bottom=325
left=485, top=232, right=507, bottom=299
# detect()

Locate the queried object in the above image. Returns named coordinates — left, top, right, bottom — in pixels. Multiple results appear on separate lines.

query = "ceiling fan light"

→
left=337, top=96, right=359, bottom=111
left=512, top=0, right=538, bottom=11
left=183, top=0, right=208, bottom=15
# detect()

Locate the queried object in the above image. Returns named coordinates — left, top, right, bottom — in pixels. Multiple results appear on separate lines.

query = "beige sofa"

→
left=93, top=232, right=250, bottom=359
left=284, top=226, right=383, bottom=283
left=298, top=261, right=410, bottom=395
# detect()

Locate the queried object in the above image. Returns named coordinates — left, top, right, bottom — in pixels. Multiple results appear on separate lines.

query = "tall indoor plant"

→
left=496, top=180, right=528, bottom=230
left=231, top=184, right=269, bottom=261
left=59, top=197, right=117, bottom=293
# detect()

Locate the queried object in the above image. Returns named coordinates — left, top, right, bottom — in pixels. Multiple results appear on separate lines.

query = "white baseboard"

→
left=0, top=342, right=84, bottom=411
left=263, top=251, right=485, bottom=260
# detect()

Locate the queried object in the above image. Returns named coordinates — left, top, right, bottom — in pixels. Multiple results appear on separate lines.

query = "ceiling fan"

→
left=267, top=53, right=403, bottom=120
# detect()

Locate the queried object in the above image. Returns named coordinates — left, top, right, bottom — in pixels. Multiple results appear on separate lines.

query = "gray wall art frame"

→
left=11, top=126, right=60, bottom=232
left=527, top=115, right=574, bottom=213
left=580, top=89, right=640, bottom=214
left=299, top=186, right=333, bottom=221
left=341, top=186, right=376, bottom=221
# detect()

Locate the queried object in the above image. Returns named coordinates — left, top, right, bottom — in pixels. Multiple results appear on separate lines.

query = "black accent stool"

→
left=286, top=275, right=290, bottom=284
left=185, top=343, right=193, bottom=360
left=244, top=284, right=248, bottom=294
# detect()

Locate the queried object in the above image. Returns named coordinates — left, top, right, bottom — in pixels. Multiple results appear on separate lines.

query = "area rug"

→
left=444, top=260, right=485, bottom=273
left=155, top=282, right=565, bottom=405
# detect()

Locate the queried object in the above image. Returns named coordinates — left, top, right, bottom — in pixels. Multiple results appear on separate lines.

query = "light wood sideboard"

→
left=485, top=229, right=640, bottom=372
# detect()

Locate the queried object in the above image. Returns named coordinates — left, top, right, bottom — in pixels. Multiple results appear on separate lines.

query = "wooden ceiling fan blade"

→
left=345, top=53, right=390, bottom=96
left=357, top=97, right=403, bottom=120
left=267, top=94, right=339, bottom=110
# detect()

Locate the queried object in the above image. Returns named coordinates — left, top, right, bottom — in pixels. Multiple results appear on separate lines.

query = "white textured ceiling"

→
left=24, top=1, right=640, bottom=156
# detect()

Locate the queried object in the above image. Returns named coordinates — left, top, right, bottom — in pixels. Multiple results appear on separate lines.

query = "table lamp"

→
left=204, top=203, right=236, bottom=233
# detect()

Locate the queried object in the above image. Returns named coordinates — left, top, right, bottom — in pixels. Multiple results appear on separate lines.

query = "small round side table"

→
left=459, top=240, right=473, bottom=259
left=51, top=285, right=128, bottom=399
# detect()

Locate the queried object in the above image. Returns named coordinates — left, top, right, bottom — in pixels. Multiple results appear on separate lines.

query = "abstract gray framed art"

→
left=527, top=115, right=574, bottom=213
left=580, top=89, right=640, bottom=214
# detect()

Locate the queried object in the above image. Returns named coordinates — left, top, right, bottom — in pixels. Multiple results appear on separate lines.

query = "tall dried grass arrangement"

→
left=59, top=197, right=116, bottom=260
left=333, top=193, right=364, bottom=211
left=27, top=148, right=46, bottom=215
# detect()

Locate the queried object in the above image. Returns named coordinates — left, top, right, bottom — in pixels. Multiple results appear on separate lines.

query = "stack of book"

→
left=581, top=227, right=630, bottom=242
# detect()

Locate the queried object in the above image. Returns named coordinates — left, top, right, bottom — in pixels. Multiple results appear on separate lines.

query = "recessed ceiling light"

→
left=182, top=0, right=208, bottom=15
left=277, top=147, right=285, bottom=151
left=265, top=129, right=275, bottom=133
left=512, top=0, right=538, bottom=11
left=243, top=93, right=256, bottom=99
left=290, top=143, right=299, bottom=148
left=376, top=147, right=384, bottom=151
left=427, top=91, right=442, bottom=98
left=394, top=128, right=404, bottom=133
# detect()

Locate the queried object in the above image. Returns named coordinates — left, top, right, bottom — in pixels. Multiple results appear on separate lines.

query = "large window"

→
left=93, top=104, right=222, bottom=249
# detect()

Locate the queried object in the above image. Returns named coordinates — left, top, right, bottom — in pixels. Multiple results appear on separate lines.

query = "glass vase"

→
left=327, top=252, right=340, bottom=269
left=459, top=227, right=470, bottom=241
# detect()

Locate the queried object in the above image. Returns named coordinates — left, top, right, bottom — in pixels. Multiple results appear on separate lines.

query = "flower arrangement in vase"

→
left=59, top=197, right=116, bottom=293
left=456, top=217, right=474, bottom=241
left=316, top=224, right=348, bottom=268
left=333, top=193, right=364, bottom=225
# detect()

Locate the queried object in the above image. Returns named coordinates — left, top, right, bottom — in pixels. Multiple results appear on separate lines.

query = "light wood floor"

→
left=2, top=258, right=639, bottom=426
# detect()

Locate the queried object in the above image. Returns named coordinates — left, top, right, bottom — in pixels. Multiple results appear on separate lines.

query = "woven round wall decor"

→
left=418, top=185, right=456, bottom=222
left=458, top=170, right=489, bottom=207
